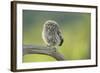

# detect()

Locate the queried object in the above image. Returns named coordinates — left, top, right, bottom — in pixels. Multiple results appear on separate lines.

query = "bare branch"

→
left=23, top=45, right=65, bottom=61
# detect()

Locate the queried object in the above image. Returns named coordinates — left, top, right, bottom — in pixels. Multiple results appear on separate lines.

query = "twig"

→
left=23, top=45, right=65, bottom=61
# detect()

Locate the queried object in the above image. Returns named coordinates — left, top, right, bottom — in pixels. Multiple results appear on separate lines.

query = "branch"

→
left=23, top=45, right=65, bottom=61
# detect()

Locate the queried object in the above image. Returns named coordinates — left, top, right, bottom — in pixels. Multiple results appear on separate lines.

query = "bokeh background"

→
left=23, top=10, right=91, bottom=62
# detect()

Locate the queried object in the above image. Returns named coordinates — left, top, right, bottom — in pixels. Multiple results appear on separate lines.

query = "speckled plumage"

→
left=42, top=20, right=63, bottom=47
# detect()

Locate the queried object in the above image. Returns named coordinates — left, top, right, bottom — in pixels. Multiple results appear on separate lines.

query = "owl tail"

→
left=59, top=39, right=63, bottom=46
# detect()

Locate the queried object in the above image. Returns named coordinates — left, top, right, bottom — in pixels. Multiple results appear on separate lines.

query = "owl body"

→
left=42, top=20, right=63, bottom=47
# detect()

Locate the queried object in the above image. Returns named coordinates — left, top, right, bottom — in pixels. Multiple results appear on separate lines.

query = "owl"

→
left=42, top=20, right=64, bottom=48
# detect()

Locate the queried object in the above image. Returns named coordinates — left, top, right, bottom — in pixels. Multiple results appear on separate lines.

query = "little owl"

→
left=42, top=20, right=64, bottom=48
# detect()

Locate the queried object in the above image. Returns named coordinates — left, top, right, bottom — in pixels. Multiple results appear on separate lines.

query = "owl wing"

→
left=57, top=27, right=64, bottom=46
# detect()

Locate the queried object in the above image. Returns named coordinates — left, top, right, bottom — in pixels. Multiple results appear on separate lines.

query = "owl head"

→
left=44, top=20, right=59, bottom=29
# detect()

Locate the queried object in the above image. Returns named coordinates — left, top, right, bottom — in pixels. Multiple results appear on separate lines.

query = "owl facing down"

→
left=42, top=20, right=64, bottom=48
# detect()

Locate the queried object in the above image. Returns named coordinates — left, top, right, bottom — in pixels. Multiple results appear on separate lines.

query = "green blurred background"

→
left=23, top=10, right=91, bottom=62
